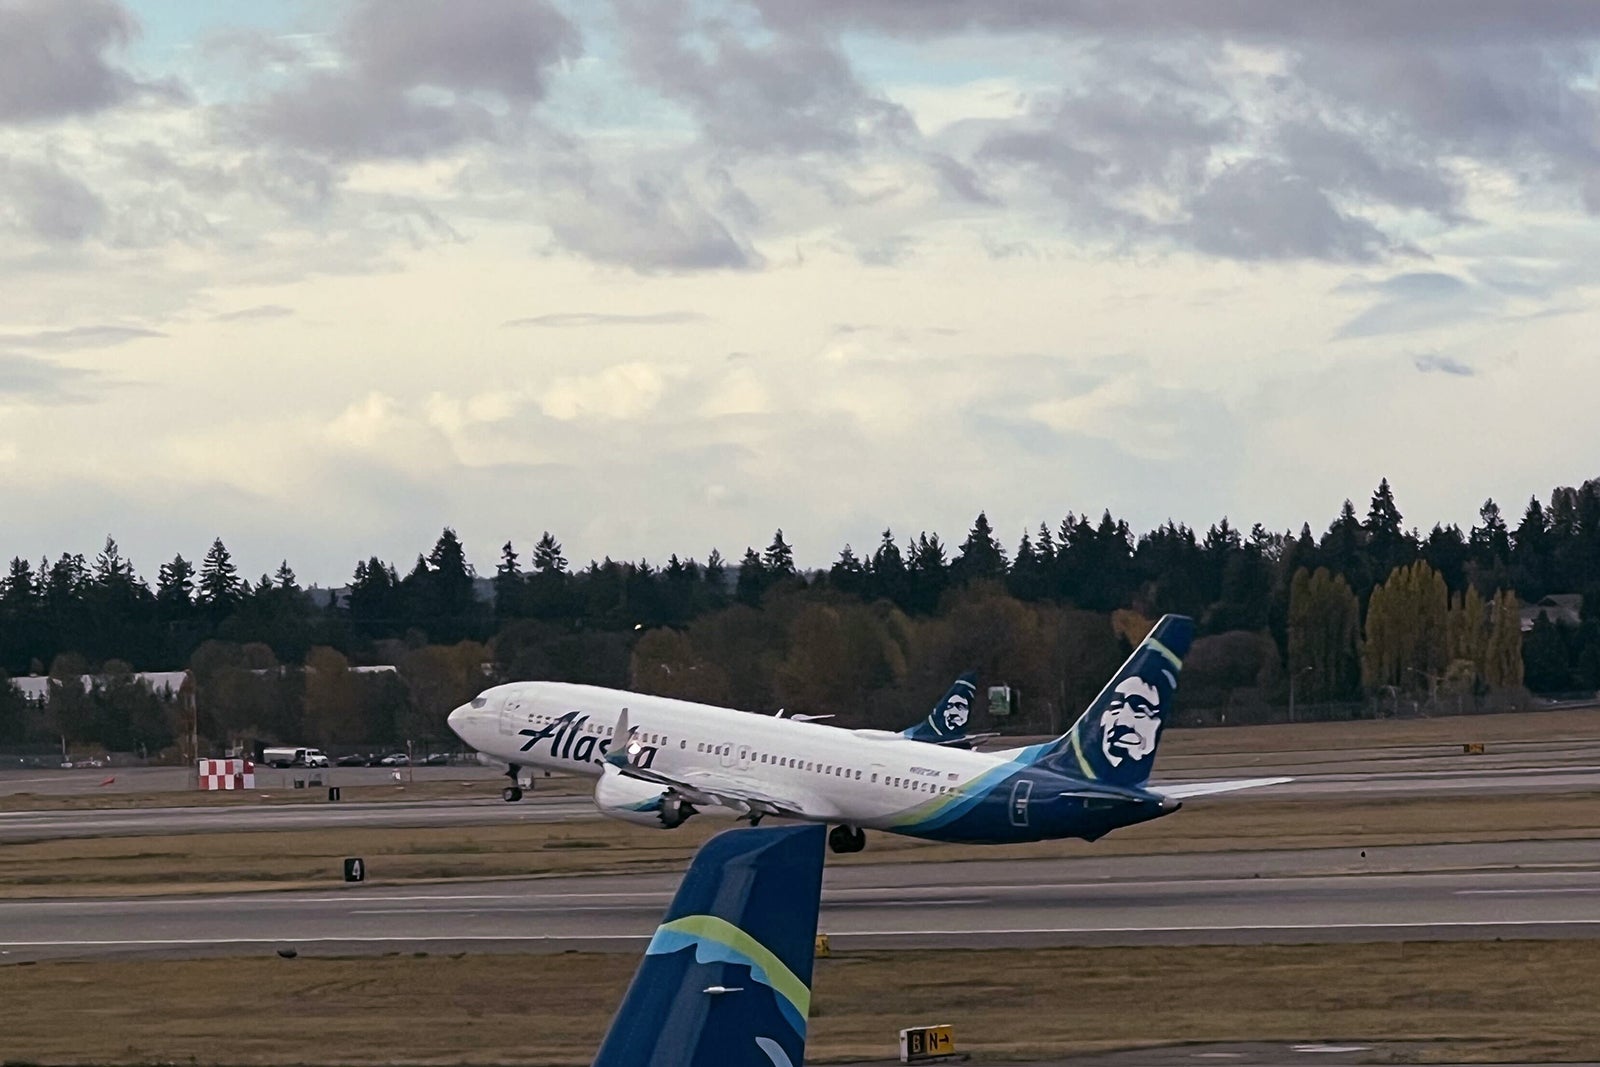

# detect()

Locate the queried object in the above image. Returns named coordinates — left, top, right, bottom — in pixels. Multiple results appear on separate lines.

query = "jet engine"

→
left=593, top=766, right=697, bottom=828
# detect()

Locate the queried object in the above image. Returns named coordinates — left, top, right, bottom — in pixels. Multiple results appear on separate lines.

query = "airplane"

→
left=593, top=821, right=825, bottom=1067
left=900, top=671, right=997, bottom=749
left=446, top=614, right=1289, bottom=854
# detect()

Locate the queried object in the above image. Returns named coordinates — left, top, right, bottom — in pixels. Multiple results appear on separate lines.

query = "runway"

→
left=3, top=839, right=1597, bottom=963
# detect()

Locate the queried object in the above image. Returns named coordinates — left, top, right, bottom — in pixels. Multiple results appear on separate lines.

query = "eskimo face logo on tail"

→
left=941, top=694, right=970, bottom=733
left=1100, top=677, right=1162, bottom=767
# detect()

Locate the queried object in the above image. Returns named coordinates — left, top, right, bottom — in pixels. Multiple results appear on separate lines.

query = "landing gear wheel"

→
left=502, top=786, right=523, bottom=803
left=827, top=824, right=866, bottom=854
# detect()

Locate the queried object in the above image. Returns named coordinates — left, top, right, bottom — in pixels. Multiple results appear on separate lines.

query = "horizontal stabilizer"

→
left=1152, top=776, right=1292, bottom=800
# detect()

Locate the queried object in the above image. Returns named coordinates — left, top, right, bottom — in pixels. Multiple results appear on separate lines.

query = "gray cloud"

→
left=503, top=312, right=709, bottom=328
left=1413, top=353, right=1475, bottom=376
left=615, top=0, right=912, bottom=155
left=216, top=305, right=294, bottom=322
left=241, top=0, right=578, bottom=161
left=0, top=325, right=164, bottom=351
left=0, top=157, right=107, bottom=243
left=0, top=0, right=136, bottom=123
left=1335, top=273, right=1482, bottom=339
left=1181, top=161, right=1394, bottom=262
left=752, top=2, right=1600, bottom=45
left=0, top=352, right=104, bottom=403
left=542, top=165, right=764, bottom=272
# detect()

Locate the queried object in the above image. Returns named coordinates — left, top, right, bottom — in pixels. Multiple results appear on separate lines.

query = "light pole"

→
left=1289, top=665, right=1315, bottom=723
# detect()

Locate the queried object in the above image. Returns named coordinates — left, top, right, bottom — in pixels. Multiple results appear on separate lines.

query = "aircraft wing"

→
left=1151, top=776, right=1292, bottom=800
left=592, top=823, right=826, bottom=1067
left=617, top=762, right=817, bottom=820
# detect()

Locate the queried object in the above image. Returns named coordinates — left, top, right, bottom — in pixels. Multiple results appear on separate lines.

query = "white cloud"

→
left=540, top=362, right=669, bottom=421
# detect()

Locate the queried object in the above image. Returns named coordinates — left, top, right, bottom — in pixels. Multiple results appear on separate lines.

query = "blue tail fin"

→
left=593, top=823, right=827, bottom=1067
left=1037, top=614, right=1195, bottom=788
left=901, top=672, right=978, bottom=746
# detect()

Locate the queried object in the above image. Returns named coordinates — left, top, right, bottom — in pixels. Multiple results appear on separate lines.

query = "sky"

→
left=4, top=0, right=1600, bottom=586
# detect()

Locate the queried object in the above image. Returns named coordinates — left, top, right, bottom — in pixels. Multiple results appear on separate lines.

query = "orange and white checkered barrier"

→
left=197, top=758, right=256, bottom=790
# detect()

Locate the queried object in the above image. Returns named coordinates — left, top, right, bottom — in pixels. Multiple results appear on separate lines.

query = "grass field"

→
left=2, top=790, right=1597, bottom=898
left=0, top=941, right=1592, bottom=1064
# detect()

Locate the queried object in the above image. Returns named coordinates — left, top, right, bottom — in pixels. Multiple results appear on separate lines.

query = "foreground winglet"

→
left=1152, top=776, right=1292, bottom=800
left=593, top=823, right=827, bottom=1067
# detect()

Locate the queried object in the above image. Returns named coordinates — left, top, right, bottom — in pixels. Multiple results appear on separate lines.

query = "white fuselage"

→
left=447, top=681, right=1008, bottom=831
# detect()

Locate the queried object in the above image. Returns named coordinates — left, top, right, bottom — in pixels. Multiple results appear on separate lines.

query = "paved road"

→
left=2, top=839, right=1597, bottom=962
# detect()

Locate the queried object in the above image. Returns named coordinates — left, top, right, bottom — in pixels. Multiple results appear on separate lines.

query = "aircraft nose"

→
left=447, top=703, right=472, bottom=740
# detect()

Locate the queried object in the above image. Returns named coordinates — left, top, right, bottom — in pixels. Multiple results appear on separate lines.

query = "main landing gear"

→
left=828, top=824, right=866, bottom=854
left=502, top=763, right=525, bottom=803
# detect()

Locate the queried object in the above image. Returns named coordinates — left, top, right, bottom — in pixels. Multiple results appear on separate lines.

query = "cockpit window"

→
left=471, top=697, right=488, bottom=709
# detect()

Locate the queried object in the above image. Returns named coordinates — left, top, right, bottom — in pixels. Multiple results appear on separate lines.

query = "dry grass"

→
left=2, top=791, right=1598, bottom=898
left=0, top=941, right=1594, bottom=1065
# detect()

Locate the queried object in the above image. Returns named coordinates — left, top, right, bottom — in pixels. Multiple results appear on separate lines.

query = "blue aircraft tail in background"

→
left=1034, top=614, right=1196, bottom=788
left=593, top=822, right=827, bottom=1067
left=901, top=671, right=978, bottom=746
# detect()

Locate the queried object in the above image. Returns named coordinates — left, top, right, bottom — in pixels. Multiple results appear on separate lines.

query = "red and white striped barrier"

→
left=197, top=758, right=256, bottom=790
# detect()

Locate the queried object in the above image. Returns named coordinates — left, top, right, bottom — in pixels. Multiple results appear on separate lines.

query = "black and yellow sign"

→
left=899, top=1024, right=956, bottom=1063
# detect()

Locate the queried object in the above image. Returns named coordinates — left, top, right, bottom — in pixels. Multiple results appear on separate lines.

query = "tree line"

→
left=3, top=476, right=1599, bottom=757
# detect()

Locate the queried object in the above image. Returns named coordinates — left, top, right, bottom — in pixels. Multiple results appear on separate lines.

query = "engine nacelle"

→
left=594, top=767, right=697, bottom=829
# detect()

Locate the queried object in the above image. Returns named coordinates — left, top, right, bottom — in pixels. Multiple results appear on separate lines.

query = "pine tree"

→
left=763, top=530, right=795, bottom=575
left=494, top=541, right=523, bottom=618
left=868, top=528, right=907, bottom=606
left=274, top=561, right=298, bottom=590
left=953, top=512, right=1007, bottom=584
left=197, top=538, right=242, bottom=611
left=532, top=532, right=568, bottom=575
left=735, top=547, right=767, bottom=605
left=156, top=555, right=196, bottom=614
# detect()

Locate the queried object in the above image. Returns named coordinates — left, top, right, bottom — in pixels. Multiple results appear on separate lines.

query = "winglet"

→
left=593, top=823, right=827, bottom=1067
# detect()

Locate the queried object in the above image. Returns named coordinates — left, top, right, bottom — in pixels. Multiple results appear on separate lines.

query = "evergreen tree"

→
left=197, top=538, right=242, bottom=612
left=735, top=547, right=767, bottom=606
left=952, top=512, right=1007, bottom=585
left=867, top=529, right=908, bottom=607
left=829, top=544, right=867, bottom=598
left=905, top=532, right=950, bottom=613
left=425, top=528, right=476, bottom=621
left=532, top=532, right=568, bottom=575
left=763, top=529, right=795, bottom=575
left=1364, top=478, right=1412, bottom=579
left=157, top=555, right=196, bottom=612
left=494, top=541, right=524, bottom=619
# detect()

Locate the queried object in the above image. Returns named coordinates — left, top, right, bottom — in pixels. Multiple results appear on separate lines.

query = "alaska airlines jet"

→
left=594, top=822, right=825, bottom=1067
left=446, top=615, right=1287, bottom=853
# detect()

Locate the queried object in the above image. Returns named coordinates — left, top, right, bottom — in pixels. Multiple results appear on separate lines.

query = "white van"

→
left=262, top=746, right=330, bottom=769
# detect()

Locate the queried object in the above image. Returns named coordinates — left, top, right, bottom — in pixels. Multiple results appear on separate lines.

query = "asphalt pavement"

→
left=2, top=838, right=1597, bottom=963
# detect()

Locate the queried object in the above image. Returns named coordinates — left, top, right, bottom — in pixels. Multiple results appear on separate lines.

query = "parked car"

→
left=335, top=753, right=368, bottom=767
left=422, top=752, right=449, bottom=766
left=379, top=752, right=409, bottom=766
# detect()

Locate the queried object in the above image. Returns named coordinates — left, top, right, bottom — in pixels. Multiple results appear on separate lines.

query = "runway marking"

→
left=1456, top=887, right=1600, bottom=895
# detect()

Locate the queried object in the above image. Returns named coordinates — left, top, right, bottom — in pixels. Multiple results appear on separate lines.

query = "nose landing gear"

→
left=502, top=763, right=525, bottom=803
left=827, top=824, right=866, bottom=854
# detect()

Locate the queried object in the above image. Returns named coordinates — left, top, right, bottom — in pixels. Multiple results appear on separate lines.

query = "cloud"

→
left=1179, top=161, right=1394, bottom=262
left=0, top=353, right=105, bottom=403
left=0, top=0, right=138, bottom=123
left=1335, top=272, right=1482, bottom=339
left=240, top=0, right=579, bottom=161
left=614, top=0, right=912, bottom=155
left=503, top=311, right=709, bottom=328
left=215, top=305, right=295, bottom=323
left=0, top=325, right=164, bottom=351
left=0, top=157, right=107, bottom=243
left=540, top=363, right=668, bottom=421
left=1413, top=353, right=1475, bottom=376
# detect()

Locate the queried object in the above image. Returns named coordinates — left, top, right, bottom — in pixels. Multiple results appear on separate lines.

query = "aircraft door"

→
left=736, top=744, right=754, bottom=770
left=499, top=698, right=521, bottom=737
left=1009, top=779, right=1032, bottom=827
